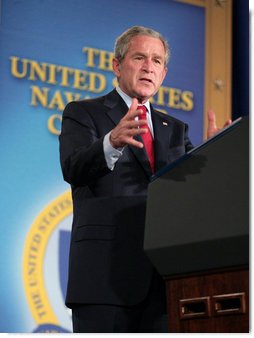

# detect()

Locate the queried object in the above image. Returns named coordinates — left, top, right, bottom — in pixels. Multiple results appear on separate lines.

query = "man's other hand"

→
left=207, top=110, right=232, bottom=139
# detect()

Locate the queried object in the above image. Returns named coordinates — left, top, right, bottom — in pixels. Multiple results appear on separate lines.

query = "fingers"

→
left=122, top=129, right=147, bottom=149
left=207, top=109, right=218, bottom=138
left=208, top=109, right=216, bottom=121
left=124, top=118, right=147, bottom=130
left=129, top=97, right=139, bottom=114
left=207, top=109, right=233, bottom=139
left=125, top=98, right=144, bottom=121
left=223, top=119, right=232, bottom=128
left=110, top=98, right=149, bottom=148
left=110, top=126, right=148, bottom=149
left=208, top=109, right=217, bottom=127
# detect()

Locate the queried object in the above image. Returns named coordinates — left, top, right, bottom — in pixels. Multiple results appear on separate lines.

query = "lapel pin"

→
left=163, top=121, right=168, bottom=126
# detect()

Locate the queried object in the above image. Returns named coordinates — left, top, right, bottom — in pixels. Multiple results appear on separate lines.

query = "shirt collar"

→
left=116, top=86, right=151, bottom=115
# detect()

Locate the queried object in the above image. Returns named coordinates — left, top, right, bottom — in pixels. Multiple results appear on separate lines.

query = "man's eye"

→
left=154, top=59, right=161, bottom=64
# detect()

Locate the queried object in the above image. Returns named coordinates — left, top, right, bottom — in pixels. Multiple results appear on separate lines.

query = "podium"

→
left=144, top=117, right=249, bottom=332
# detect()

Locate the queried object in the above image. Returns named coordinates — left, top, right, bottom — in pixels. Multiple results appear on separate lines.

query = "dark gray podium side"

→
left=144, top=118, right=249, bottom=332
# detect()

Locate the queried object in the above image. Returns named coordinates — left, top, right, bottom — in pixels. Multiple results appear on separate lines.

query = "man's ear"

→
left=112, top=58, right=121, bottom=77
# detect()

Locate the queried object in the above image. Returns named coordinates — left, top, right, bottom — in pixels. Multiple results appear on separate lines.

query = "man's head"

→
left=114, top=26, right=170, bottom=65
left=113, top=26, right=170, bottom=104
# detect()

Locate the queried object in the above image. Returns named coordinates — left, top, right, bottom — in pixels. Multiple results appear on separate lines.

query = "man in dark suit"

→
left=59, top=26, right=229, bottom=333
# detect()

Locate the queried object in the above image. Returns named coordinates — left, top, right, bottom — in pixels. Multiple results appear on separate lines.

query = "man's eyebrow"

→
left=152, top=54, right=163, bottom=59
left=132, top=52, right=146, bottom=56
left=132, top=52, right=163, bottom=58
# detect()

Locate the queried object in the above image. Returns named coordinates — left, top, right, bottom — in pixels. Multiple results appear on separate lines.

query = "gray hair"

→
left=114, top=26, right=170, bottom=65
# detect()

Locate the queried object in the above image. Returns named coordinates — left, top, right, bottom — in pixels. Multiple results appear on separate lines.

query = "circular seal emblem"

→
left=23, top=190, right=73, bottom=333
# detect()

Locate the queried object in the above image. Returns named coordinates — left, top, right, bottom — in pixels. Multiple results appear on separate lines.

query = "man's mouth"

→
left=139, top=78, right=153, bottom=84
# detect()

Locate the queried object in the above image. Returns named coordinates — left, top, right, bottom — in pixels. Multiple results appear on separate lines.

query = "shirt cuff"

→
left=103, top=132, right=124, bottom=170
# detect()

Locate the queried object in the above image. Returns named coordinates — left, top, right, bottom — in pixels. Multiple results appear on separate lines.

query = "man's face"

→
left=113, top=35, right=168, bottom=103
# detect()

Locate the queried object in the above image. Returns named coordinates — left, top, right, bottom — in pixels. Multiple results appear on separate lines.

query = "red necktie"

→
left=138, top=105, right=155, bottom=173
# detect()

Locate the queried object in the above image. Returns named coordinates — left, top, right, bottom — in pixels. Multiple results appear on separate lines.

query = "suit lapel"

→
left=104, top=89, right=129, bottom=125
left=152, top=108, right=173, bottom=172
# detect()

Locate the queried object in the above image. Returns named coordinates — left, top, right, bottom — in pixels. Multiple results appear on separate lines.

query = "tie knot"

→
left=138, top=105, right=147, bottom=120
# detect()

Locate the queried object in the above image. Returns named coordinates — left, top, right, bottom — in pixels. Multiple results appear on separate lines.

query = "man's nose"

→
left=142, top=58, right=154, bottom=72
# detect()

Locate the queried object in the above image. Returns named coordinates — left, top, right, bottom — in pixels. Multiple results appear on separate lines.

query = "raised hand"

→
left=207, top=109, right=232, bottom=139
left=110, top=98, right=148, bottom=148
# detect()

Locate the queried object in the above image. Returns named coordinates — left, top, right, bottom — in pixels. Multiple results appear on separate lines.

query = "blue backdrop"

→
left=0, top=0, right=205, bottom=332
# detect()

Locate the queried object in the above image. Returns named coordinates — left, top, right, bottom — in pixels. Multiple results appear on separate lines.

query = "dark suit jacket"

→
left=59, top=89, right=193, bottom=308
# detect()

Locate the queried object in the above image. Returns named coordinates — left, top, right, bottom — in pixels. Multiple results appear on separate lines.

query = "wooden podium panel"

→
left=165, top=268, right=249, bottom=332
